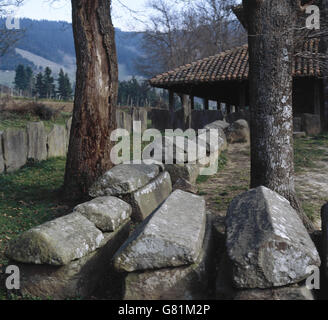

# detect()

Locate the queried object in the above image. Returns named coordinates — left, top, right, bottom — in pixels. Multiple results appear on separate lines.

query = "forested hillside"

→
left=0, top=18, right=145, bottom=82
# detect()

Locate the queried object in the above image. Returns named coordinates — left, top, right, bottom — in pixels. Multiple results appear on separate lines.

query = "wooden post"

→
left=217, top=101, right=220, bottom=111
left=181, top=94, right=191, bottom=129
left=239, top=83, right=247, bottom=108
left=203, top=99, right=209, bottom=110
left=169, top=90, right=175, bottom=112
left=226, top=104, right=231, bottom=114
left=314, top=81, right=321, bottom=116
left=190, top=96, right=195, bottom=110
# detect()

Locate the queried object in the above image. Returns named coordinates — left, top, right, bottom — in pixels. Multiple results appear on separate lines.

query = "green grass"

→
left=0, top=132, right=326, bottom=298
left=302, top=203, right=318, bottom=223
left=8, top=96, right=73, bottom=104
left=294, top=132, right=328, bottom=172
left=197, top=151, right=228, bottom=184
left=0, top=158, right=70, bottom=268
left=0, top=157, right=72, bottom=300
left=0, top=112, right=72, bottom=131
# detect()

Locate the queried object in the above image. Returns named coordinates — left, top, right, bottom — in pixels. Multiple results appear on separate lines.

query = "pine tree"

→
left=34, top=72, right=45, bottom=98
left=14, top=65, right=26, bottom=93
left=57, top=69, right=73, bottom=101
left=43, top=67, right=55, bottom=99
left=64, top=73, right=73, bottom=100
left=24, top=66, right=34, bottom=97
left=57, top=69, right=65, bottom=99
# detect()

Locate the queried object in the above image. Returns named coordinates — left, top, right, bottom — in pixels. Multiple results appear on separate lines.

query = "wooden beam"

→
left=323, top=80, right=328, bottom=130
left=203, top=99, right=209, bottom=110
left=190, top=96, right=195, bottom=110
left=169, top=90, right=175, bottom=112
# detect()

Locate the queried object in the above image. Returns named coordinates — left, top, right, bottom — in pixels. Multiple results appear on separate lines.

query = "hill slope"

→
left=0, top=18, right=145, bottom=86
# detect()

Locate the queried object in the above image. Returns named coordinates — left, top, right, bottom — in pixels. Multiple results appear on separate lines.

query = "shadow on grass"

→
left=0, top=157, right=77, bottom=266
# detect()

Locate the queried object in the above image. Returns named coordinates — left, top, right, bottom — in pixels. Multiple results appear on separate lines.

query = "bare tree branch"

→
left=0, top=0, right=25, bottom=56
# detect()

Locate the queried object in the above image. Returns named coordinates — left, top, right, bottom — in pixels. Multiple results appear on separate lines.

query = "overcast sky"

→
left=13, top=0, right=149, bottom=31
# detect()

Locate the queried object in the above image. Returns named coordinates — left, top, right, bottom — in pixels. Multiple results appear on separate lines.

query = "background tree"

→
left=14, top=64, right=33, bottom=95
left=0, top=0, right=24, bottom=56
left=136, top=0, right=246, bottom=76
left=243, top=0, right=315, bottom=231
left=34, top=72, right=44, bottom=98
left=57, top=68, right=73, bottom=101
left=118, top=77, right=161, bottom=107
left=23, top=65, right=33, bottom=96
left=64, top=0, right=118, bottom=199
left=14, top=64, right=26, bottom=91
left=43, top=67, right=55, bottom=99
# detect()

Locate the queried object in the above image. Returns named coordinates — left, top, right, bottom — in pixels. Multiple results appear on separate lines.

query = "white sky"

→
left=13, top=0, right=149, bottom=31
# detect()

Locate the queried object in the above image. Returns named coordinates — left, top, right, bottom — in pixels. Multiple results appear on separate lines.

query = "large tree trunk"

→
left=322, top=0, right=328, bottom=131
left=64, top=0, right=118, bottom=200
left=243, top=0, right=315, bottom=232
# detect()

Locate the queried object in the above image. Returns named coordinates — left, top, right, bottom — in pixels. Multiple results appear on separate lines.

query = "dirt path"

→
left=198, top=142, right=328, bottom=232
left=198, top=143, right=251, bottom=235
left=295, top=146, right=328, bottom=229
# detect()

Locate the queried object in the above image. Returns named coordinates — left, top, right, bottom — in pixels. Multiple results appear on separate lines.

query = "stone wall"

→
left=6, top=201, right=132, bottom=299
left=5, top=120, right=230, bottom=300
left=116, top=108, right=148, bottom=133
left=149, top=108, right=225, bottom=131
left=0, top=106, right=147, bottom=175
left=0, top=119, right=72, bottom=174
left=215, top=186, right=321, bottom=300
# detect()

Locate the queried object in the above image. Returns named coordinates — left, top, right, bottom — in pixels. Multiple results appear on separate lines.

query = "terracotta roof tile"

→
left=150, top=39, right=321, bottom=88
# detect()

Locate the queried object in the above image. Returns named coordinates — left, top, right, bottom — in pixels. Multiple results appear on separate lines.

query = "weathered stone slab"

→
left=123, top=215, right=215, bottom=300
left=6, top=212, right=104, bottom=266
left=131, top=171, right=172, bottom=221
left=114, top=190, right=206, bottom=272
left=204, top=120, right=230, bottom=131
left=89, top=164, right=160, bottom=197
left=143, top=135, right=199, bottom=164
left=3, top=128, right=28, bottom=172
left=234, top=286, right=314, bottom=300
left=0, top=131, right=4, bottom=173
left=116, top=110, right=132, bottom=132
left=14, top=221, right=130, bottom=300
left=27, top=122, right=47, bottom=161
left=226, top=119, right=250, bottom=144
left=133, top=108, right=148, bottom=133
left=173, top=178, right=198, bottom=194
left=226, top=186, right=321, bottom=289
left=165, top=163, right=199, bottom=185
left=47, top=124, right=67, bottom=158
left=195, top=127, right=227, bottom=154
left=293, top=117, right=302, bottom=132
left=301, top=113, right=321, bottom=136
left=293, top=132, right=306, bottom=139
left=74, top=196, right=132, bottom=232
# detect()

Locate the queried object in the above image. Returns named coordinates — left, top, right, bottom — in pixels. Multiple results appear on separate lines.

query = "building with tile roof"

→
left=149, top=5, right=327, bottom=130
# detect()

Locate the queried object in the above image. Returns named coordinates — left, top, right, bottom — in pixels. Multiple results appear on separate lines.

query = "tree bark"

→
left=64, top=0, right=118, bottom=200
left=322, top=0, right=328, bottom=131
left=243, top=0, right=315, bottom=232
left=180, top=94, right=191, bottom=129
